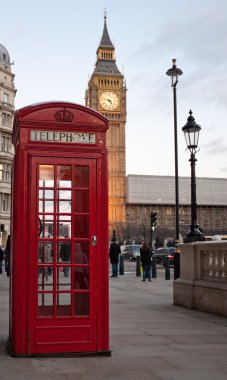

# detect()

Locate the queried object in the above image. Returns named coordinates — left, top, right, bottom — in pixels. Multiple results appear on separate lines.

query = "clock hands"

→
left=107, top=99, right=112, bottom=104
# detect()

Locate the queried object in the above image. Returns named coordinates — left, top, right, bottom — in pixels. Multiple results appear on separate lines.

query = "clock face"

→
left=100, top=91, right=119, bottom=111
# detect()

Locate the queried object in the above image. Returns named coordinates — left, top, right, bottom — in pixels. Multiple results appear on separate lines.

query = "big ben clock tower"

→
left=86, top=14, right=127, bottom=237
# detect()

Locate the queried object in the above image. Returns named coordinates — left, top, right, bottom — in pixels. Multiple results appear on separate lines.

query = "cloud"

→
left=203, top=138, right=227, bottom=154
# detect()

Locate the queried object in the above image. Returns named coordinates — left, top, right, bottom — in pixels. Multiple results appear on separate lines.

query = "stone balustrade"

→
left=201, top=248, right=227, bottom=283
left=173, top=241, right=227, bottom=317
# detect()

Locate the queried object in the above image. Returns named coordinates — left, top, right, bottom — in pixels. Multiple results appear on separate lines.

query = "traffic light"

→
left=151, top=212, right=157, bottom=229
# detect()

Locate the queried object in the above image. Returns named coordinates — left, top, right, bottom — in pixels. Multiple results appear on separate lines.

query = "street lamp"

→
left=166, top=59, right=183, bottom=279
left=182, top=110, right=205, bottom=242
left=126, top=212, right=130, bottom=244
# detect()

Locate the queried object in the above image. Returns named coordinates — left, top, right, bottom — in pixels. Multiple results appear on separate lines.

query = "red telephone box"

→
left=9, top=101, right=110, bottom=356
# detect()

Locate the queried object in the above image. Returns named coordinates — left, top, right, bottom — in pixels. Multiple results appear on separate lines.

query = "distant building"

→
left=126, top=175, right=227, bottom=242
left=0, top=43, right=16, bottom=242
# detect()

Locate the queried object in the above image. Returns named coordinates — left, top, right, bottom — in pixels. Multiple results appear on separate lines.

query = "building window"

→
left=0, top=193, right=10, bottom=213
left=5, top=165, right=11, bottom=182
left=3, top=93, right=8, bottom=103
left=0, top=164, right=11, bottom=182
left=1, top=135, right=11, bottom=152
left=0, top=165, right=3, bottom=181
left=2, top=113, right=11, bottom=126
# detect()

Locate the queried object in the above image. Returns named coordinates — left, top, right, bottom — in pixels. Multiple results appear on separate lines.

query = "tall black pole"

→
left=190, top=152, right=197, bottom=232
left=182, top=110, right=205, bottom=243
left=173, top=85, right=179, bottom=242
left=173, top=85, right=180, bottom=280
left=184, top=152, right=204, bottom=241
left=166, top=59, right=183, bottom=279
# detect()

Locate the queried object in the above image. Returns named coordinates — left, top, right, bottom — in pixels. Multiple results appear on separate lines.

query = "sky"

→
left=1, top=0, right=227, bottom=179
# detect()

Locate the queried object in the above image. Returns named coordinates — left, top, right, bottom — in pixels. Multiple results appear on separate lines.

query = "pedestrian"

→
left=60, top=240, right=71, bottom=278
left=4, top=248, right=10, bottom=275
left=140, top=241, right=152, bottom=282
left=0, top=246, right=4, bottom=274
left=109, top=238, right=121, bottom=278
left=5, top=235, right=10, bottom=277
left=44, top=241, right=52, bottom=280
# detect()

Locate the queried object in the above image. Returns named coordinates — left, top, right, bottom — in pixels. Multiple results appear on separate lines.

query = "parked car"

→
left=152, top=247, right=175, bottom=266
left=122, top=244, right=141, bottom=261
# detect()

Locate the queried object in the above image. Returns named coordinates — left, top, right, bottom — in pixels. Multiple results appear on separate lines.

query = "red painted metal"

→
left=9, top=102, right=109, bottom=356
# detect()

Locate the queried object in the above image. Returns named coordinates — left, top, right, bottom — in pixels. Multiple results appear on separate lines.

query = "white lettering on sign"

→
left=30, top=130, right=96, bottom=144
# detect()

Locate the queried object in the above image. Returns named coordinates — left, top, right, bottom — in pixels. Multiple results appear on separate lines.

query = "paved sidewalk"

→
left=0, top=269, right=227, bottom=380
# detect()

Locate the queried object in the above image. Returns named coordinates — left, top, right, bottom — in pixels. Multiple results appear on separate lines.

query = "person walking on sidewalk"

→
left=140, top=241, right=152, bottom=282
left=5, top=235, right=10, bottom=276
left=109, top=238, right=121, bottom=278
left=0, top=246, right=4, bottom=274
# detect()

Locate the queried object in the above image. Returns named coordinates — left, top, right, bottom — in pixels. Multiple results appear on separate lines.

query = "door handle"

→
left=91, top=235, right=97, bottom=246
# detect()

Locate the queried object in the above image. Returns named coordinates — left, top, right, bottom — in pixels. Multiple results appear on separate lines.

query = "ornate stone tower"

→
left=0, top=43, right=16, bottom=244
left=85, top=15, right=126, bottom=237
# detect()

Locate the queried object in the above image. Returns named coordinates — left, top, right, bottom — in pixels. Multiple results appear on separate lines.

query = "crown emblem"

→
left=55, top=108, right=74, bottom=122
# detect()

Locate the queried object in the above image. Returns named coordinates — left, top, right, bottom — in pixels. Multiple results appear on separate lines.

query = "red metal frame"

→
left=9, top=102, right=109, bottom=356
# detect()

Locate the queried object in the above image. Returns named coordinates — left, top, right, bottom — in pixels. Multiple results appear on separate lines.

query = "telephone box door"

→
left=29, top=156, right=98, bottom=354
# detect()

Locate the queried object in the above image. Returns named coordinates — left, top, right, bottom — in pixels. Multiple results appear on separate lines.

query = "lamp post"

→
left=126, top=212, right=130, bottom=244
left=166, top=59, right=183, bottom=279
left=182, top=110, right=205, bottom=242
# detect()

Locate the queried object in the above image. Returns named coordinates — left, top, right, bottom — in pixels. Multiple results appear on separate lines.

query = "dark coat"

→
left=109, top=242, right=121, bottom=264
left=60, top=242, right=71, bottom=261
left=140, top=247, right=151, bottom=266
left=0, top=248, right=4, bottom=261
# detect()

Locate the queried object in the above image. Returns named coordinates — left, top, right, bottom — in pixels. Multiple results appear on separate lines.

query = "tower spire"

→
left=99, top=10, right=114, bottom=49
left=95, top=12, right=121, bottom=74
left=104, top=8, right=107, bottom=22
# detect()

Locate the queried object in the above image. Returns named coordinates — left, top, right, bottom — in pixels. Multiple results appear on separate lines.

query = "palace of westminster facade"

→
left=1, top=16, right=227, bottom=245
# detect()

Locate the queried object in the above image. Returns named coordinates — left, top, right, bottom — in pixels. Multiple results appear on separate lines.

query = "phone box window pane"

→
left=39, top=201, right=43, bottom=213
left=38, top=267, right=53, bottom=290
left=74, top=293, right=89, bottom=316
left=38, top=241, right=53, bottom=264
left=58, top=241, right=71, bottom=262
left=74, top=215, right=89, bottom=238
left=58, top=201, right=71, bottom=213
left=74, top=190, right=89, bottom=212
left=45, top=201, right=54, bottom=213
left=57, top=220, right=71, bottom=238
left=74, top=242, right=89, bottom=264
left=38, top=293, right=53, bottom=317
left=44, top=190, right=54, bottom=199
left=74, top=267, right=89, bottom=290
left=57, top=166, right=71, bottom=188
left=58, top=190, right=71, bottom=200
left=56, top=268, right=71, bottom=290
left=56, top=293, right=72, bottom=316
left=44, top=221, right=54, bottom=238
left=39, top=165, right=54, bottom=187
left=74, top=166, right=89, bottom=187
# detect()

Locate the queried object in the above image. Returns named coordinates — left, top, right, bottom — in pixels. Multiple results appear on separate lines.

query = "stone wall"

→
left=173, top=241, right=227, bottom=317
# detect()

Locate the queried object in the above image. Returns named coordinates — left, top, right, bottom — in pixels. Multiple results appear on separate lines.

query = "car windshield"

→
left=133, top=246, right=140, bottom=252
